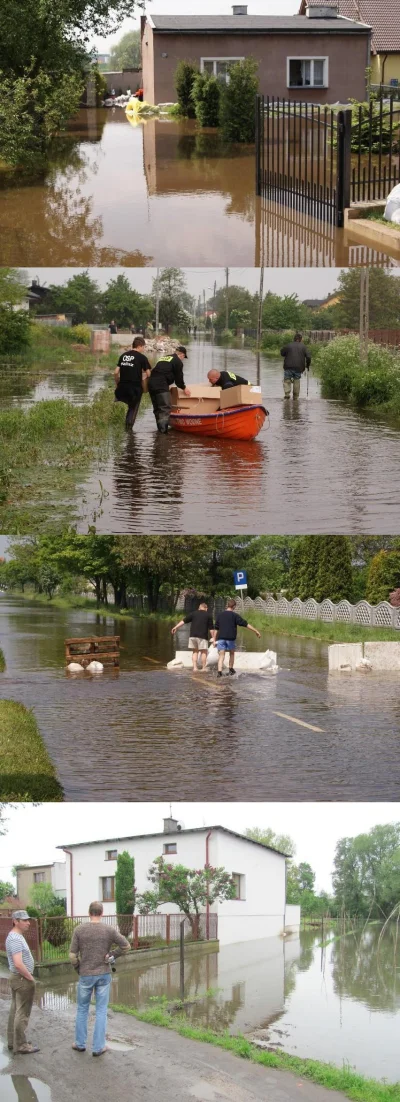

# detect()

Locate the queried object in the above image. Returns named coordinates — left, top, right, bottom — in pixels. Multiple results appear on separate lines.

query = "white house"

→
left=58, top=818, right=299, bottom=946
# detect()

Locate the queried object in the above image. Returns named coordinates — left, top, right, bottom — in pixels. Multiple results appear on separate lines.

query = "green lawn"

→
left=250, top=611, right=400, bottom=644
left=0, top=700, right=64, bottom=800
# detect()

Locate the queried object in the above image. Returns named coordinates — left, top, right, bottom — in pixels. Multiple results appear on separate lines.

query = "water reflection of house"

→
left=59, top=817, right=300, bottom=945
left=300, top=1, right=400, bottom=89
left=141, top=5, right=371, bottom=105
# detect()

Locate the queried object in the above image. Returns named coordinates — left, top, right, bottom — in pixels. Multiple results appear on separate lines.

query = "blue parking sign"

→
left=233, top=570, right=248, bottom=589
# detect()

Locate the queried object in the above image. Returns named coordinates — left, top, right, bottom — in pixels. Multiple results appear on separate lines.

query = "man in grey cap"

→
left=6, top=911, right=39, bottom=1055
left=148, top=345, right=191, bottom=433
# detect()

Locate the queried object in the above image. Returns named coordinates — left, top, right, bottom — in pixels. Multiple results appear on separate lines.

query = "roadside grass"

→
left=248, top=611, right=400, bottom=644
left=0, top=648, right=5, bottom=673
left=0, top=386, right=141, bottom=529
left=4, top=589, right=177, bottom=623
left=0, top=700, right=64, bottom=801
left=364, top=211, right=400, bottom=233
left=111, top=1003, right=400, bottom=1102
left=0, top=323, right=116, bottom=369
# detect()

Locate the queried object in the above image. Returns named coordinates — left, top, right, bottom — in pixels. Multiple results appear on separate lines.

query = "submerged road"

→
left=0, top=1001, right=349, bottom=1102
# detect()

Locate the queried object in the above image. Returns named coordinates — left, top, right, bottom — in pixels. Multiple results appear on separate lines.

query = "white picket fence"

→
left=241, top=595, right=400, bottom=630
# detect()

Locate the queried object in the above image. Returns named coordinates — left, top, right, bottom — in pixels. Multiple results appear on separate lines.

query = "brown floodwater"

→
left=1, top=596, right=400, bottom=801
left=2, top=343, right=399, bottom=535
left=0, top=111, right=398, bottom=267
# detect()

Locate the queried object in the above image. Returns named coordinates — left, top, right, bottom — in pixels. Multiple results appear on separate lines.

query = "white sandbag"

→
left=67, top=662, right=84, bottom=672
left=259, top=649, right=278, bottom=671
left=86, top=661, right=104, bottom=672
left=384, top=183, right=400, bottom=221
left=167, top=658, right=185, bottom=669
left=206, top=645, right=218, bottom=666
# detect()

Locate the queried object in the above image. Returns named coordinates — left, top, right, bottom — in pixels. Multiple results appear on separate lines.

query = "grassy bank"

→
left=0, top=386, right=138, bottom=530
left=111, top=1003, right=399, bottom=1102
left=0, top=323, right=116, bottom=369
left=0, top=648, right=5, bottom=673
left=247, top=611, right=400, bottom=644
left=0, top=700, right=64, bottom=800
left=312, top=335, right=400, bottom=419
left=3, top=588, right=177, bottom=622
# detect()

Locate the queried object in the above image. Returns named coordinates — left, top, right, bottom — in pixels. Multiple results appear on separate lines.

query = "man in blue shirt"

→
left=6, top=910, right=39, bottom=1055
left=214, top=598, right=261, bottom=677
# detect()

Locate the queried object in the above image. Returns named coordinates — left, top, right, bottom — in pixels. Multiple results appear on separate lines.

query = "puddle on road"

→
left=0, top=1078, right=52, bottom=1102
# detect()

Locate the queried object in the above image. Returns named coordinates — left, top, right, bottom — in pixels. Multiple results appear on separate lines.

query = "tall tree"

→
left=0, top=269, right=28, bottom=307
left=109, top=30, right=141, bottom=70
left=115, top=851, right=135, bottom=916
left=366, top=550, right=400, bottom=605
left=154, top=269, right=194, bottom=333
left=245, top=827, right=295, bottom=855
left=102, top=275, right=153, bottom=328
left=334, top=269, right=400, bottom=330
left=262, top=293, right=310, bottom=331
left=147, top=856, right=236, bottom=935
left=333, top=824, right=400, bottom=918
left=36, top=271, right=102, bottom=324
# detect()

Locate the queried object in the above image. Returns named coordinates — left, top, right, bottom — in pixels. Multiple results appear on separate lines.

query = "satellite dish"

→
left=177, top=821, right=185, bottom=831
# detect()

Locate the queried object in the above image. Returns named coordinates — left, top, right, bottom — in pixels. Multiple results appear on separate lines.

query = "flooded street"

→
left=0, top=112, right=398, bottom=267
left=1, top=596, right=400, bottom=800
left=2, top=343, right=400, bottom=534
left=1, top=927, right=399, bottom=1082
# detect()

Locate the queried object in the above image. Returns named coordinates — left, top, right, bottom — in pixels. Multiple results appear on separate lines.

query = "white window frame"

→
left=287, top=56, right=329, bottom=90
left=232, top=872, right=246, bottom=901
left=100, top=875, right=115, bottom=903
left=200, top=57, right=245, bottom=83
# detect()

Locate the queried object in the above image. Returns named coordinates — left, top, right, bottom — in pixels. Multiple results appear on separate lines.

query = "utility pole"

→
left=359, top=268, right=369, bottom=361
left=212, top=278, right=217, bottom=342
left=155, top=268, right=160, bottom=336
left=225, top=267, right=229, bottom=331
left=256, top=266, right=264, bottom=386
left=203, top=288, right=206, bottom=332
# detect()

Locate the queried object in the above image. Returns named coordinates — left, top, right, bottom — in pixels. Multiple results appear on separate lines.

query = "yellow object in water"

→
left=125, top=98, right=154, bottom=115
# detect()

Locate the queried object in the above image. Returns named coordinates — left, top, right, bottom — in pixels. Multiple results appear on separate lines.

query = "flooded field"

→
left=1, top=927, right=399, bottom=1082
left=0, top=112, right=398, bottom=267
left=2, top=343, right=400, bottom=534
left=1, top=595, right=400, bottom=800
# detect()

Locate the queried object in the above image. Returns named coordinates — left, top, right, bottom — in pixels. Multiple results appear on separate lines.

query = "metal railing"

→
left=0, top=913, right=218, bottom=963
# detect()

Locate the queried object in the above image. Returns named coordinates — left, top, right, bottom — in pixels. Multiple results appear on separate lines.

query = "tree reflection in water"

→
left=331, top=924, right=400, bottom=1013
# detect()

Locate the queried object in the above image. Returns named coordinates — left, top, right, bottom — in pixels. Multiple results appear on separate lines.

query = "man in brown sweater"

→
left=69, top=901, right=130, bottom=1056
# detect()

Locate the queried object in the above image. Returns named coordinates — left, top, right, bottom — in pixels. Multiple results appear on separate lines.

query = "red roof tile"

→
left=299, top=1, right=400, bottom=52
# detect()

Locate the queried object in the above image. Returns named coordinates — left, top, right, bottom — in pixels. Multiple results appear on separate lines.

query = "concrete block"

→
left=364, top=642, right=400, bottom=670
left=167, top=650, right=278, bottom=672
left=328, top=644, right=363, bottom=672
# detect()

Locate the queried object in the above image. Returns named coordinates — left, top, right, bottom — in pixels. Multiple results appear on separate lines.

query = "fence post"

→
left=134, top=915, right=139, bottom=950
left=166, top=914, right=170, bottom=946
left=336, top=109, right=352, bottom=228
left=255, top=95, right=261, bottom=195
left=179, top=920, right=185, bottom=1002
left=194, top=915, right=199, bottom=942
left=37, top=918, right=43, bottom=963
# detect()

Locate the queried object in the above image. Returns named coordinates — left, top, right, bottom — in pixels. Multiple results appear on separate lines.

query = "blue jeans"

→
left=216, top=639, right=236, bottom=652
left=75, top=973, right=112, bottom=1053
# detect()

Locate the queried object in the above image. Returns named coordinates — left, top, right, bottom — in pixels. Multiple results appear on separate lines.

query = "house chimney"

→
left=306, top=3, right=338, bottom=16
left=232, top=5, right=248, bottom=14
left=163, top=817, right=179, bottom=834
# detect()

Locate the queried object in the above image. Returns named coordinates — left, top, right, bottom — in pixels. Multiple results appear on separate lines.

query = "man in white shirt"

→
left=6, top=910, right=39, bottom=1055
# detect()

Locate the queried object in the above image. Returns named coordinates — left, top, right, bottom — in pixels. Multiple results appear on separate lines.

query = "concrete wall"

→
left=63, top=828, right=287, bottom=946
left=285, top=904, right=301, bottom=934
left=51, top=862, right=67, bottom=897
left=143, top=23, right=369, bottom=105
left=104, top=70, right=142, bottom=94
left=328, top=641, right=400, bottom=671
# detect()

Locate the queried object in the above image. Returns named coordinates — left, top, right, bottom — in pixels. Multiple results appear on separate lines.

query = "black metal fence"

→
left=256, top=96, right=400, bottom=227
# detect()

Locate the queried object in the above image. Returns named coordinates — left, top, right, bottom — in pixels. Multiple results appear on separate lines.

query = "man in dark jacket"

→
left=214, top=598, right=261, bottom=677
left=207, top=368, right=250, bottom=390
left=171, top=598, right=214, bottom=671
left=114, top=336, right=151, bottom=429
left=148, top=345, right=191, bottom=433
left=280, top=333, right=311, bottom=399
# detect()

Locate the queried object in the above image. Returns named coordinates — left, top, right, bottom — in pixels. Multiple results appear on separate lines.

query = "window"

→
left=33, top=871, right=45, bottom=883
left=232, top=873, right=245, bottom=900
left=288, top=57, right=328, bottom=89
left=105, top=849, right=118, bottom=860
left=101, top=876, right=115, bottom=902
left=200, top=58, right=245, bottom=84
left=163, top=843, right=177, bottom=854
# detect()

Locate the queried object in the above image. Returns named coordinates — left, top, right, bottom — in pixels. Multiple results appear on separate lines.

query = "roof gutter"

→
left=62, top=850, right=74, bottom=917
left=205, top=830, right=212, bottom=941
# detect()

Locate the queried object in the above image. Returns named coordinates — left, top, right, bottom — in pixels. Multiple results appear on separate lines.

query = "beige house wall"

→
left=143, top=22, right=155, bottom=103
left=371, top=53, right=400, bottom=84
left=17, top=867, right=52, bottom=908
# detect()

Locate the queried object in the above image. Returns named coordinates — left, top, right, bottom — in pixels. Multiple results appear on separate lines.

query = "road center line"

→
left=143, top=656, right=163, bottom=664
left=272, top=711, right=324, bottom=733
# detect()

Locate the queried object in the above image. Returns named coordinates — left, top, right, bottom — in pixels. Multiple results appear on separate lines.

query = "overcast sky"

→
left=27, top=268, right=342, bottom=299
left=94, top=1, right=299, bottom=51
left=1, top=803, right=399, bottom=894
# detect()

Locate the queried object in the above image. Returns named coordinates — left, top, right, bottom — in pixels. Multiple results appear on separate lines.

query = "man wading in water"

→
left=114, top=336, right=151, bottom=430
left=280, top=333, right=311, bottom=400
left=214, top=598, right=261, bottom=677
left=148, top=345, right=191, bottom=433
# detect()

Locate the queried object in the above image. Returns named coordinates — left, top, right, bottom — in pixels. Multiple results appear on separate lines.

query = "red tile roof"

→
left=299, top=1, right=400, bottom=53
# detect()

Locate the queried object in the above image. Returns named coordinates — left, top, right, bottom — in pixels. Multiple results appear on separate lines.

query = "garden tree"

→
left=262, top=293, right=310, bottom=332
left=191, top=72, right=221, bottom=128
left=147, top=856, right=236, bottom=934
left=0, top=308, right=31, bottom=355
left=0, top=881, right=15, bottom=903
left=219, top=58, right=259, bottom=143
left=109, top=30, right=141, bottom=70
left=135, top=890, right=160, bottom=915
left=116, top=535, right=211, bottom=610
left=244, top=827, right=295, bottom=856
left=115, top=851, right=135, bottom=917
left=154, top=269, right=195, bottom=333
left=214, top=285, right=258, bottom=332
left=333, top=824, right=400, bottom=919
left=29, top=882, right=59, bottom=914
left=35, top=271, right=102, bottom=325
left=175, top=61, right=199, bottom=118
left=333, top=269, right=400, bottom=330
left=308, top=305, right=336, bottom=331
left=366, top=550, right=400, bottom=605
left=288, top=536, right=353, bottom=602
left=101, top=275, right=153, bottom=329
left=0, top=269, right=28, bottom=307
left=0, top=0, right=137, bottom=169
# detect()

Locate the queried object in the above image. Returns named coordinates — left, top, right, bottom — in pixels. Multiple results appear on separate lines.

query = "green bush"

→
left=317, top=335, right=400, bottom=410
left=70, top=324, right=91, bottom=345
left=175, top=61, right=199, bottom=118
left=367, top=550, right=400, bottom=605
left=192, top=72, right=221, bottom=127
left=261, top=330, right=294, bottom=352
left=0, top=306, right=31, bottom=355
left=219, top=58, right=259, bottom=143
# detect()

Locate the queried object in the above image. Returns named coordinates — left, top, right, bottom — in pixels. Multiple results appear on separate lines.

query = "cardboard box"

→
left=219, top=385, right=262, bottom=410
left=171, top=384, right=221, bottom=413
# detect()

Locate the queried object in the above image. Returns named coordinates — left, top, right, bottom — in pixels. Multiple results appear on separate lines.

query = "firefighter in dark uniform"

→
left=207, top=368, right=250, bottom=389
left=114, top=336, right=151, bottom=430
left=148, top=345, right=191, bottom=433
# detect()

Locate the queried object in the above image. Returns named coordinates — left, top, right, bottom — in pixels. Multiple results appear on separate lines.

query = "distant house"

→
left=299, top=0, right=400, bottom=88
left=15, top=863, right=66, bottom=908
left=58, top=817, right=299, bottom=946
left=141, top=4, right=371, bottom=106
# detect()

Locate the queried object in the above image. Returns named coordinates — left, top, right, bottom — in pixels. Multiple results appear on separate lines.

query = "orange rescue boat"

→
left=169, top=404, right=268, bottom=441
